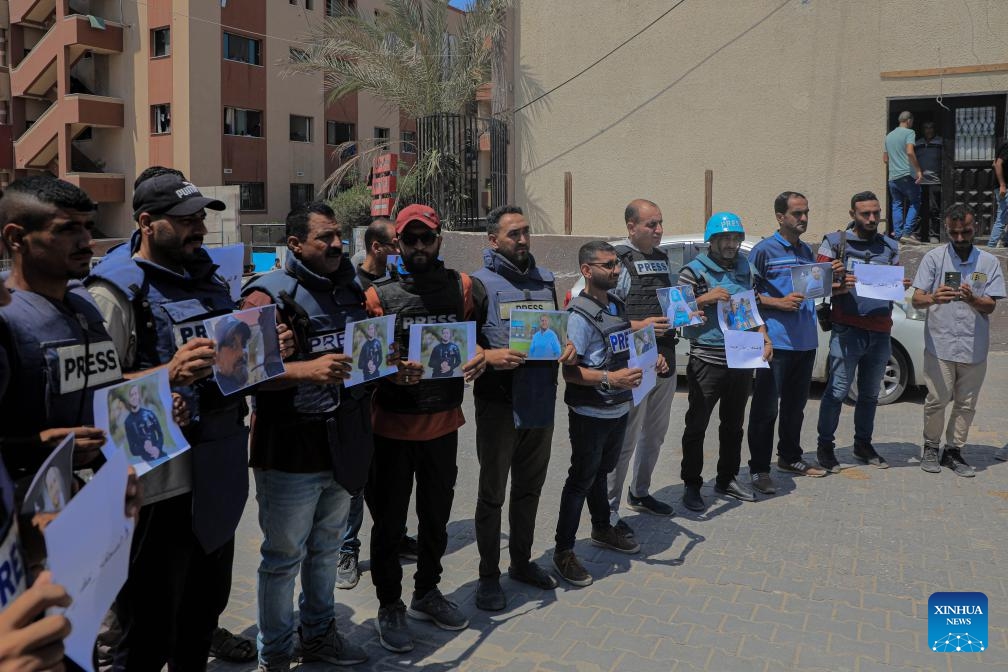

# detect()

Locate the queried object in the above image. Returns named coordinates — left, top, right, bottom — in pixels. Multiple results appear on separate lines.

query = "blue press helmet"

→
left=703, top=211, right=745, bottom=242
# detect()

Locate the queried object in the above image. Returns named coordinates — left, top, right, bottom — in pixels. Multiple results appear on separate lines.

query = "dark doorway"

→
left=886, top=94, right=1006, bottom=240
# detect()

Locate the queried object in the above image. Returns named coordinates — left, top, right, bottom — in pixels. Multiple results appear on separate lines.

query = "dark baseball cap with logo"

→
left=133, top=173, right=226, bottom=220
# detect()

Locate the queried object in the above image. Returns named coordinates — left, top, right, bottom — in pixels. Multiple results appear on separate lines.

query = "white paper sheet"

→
left=853, top=264, right=905, bottom=301
left=44, top=451, right=134, bottom=672
left=724, top=329, right=769, bottom=369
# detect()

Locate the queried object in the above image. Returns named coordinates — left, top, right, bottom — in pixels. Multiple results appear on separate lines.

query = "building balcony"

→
left=10, top=14, right=123, bottom=98
left=14, top=93, right=123, bottom=169
left=64, top=172, right=124, bottom=203
left=9, top=0, right=54, bottom=25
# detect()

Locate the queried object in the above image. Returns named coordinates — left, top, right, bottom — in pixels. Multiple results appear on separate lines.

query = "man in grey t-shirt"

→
left=884, top=111, right=923, bottom=241
left=911, top=204, right=1004, bottom=476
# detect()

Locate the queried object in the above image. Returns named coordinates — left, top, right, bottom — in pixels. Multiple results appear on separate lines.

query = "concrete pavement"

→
left=211, top=353, right=1008, bottom=671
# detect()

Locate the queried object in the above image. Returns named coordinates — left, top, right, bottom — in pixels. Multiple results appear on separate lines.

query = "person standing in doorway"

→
left=883, top=111, right=923, bottom=241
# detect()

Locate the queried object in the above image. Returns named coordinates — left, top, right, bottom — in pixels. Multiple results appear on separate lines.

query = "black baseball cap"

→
left=216, top=317, right=252, bottom=346
left=133, top=173, right=226, bottom=220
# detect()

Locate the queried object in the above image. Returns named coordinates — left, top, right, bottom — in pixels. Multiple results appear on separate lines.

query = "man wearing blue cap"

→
left=678, top=213, right=772, bottom=512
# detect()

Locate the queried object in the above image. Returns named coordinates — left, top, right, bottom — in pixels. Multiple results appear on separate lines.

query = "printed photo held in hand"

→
left=44, top=450, right=134, bottom=672
left=408, top=322, right=477, bottom=380
left=508, top=309, right=568, bottom=360
left=343, top=314, right=397, bottom=387
left=716, top=289, right=765, bottom=331
left=94, top=369, right=190, bottom=477
left=628, top=324, right=659, bottom=405
left=203, top=304, right=287, bottom=395
left=18, top=435, right=74, bottom=573
left=790, top=263, right=833, bottom=300
left=657, top=285, right=703, bottom=327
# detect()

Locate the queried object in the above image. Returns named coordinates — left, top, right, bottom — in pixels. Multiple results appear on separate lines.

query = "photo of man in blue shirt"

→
left=528, top=314, right=562, bottom=359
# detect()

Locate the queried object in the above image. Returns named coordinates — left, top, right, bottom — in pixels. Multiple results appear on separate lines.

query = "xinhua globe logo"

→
left=928, top=592, right=988, bottom=652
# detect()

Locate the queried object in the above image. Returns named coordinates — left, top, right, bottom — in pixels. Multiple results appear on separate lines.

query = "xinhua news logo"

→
left=928, top=592, right=987, bottom=652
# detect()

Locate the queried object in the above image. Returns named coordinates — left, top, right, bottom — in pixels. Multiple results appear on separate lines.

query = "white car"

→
left=565, top=235, right=926, bottom=404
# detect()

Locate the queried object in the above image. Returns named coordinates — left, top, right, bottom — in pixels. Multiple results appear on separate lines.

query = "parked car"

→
left=565, top=235, right=925, bottom=404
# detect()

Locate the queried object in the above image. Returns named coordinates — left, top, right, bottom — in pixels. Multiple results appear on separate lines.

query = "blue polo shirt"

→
left=749, top=231, right=818, bottom=351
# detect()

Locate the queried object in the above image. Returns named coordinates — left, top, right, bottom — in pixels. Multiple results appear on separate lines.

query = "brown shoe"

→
left=552, top=549, right=592, bottom=587
left=778, top=458, right=827, bottom=477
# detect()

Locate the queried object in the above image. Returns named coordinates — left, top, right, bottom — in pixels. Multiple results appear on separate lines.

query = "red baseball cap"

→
left=395, top=204, right=441, bottom=234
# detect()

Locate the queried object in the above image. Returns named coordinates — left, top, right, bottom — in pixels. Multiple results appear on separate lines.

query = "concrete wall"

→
left=514, top=0, right=1008, bottom=241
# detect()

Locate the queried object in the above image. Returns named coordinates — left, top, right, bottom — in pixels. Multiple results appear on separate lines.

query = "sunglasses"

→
left=400, top=230, right=439, bottom=246
left=587, top=260, right=620, bottom=270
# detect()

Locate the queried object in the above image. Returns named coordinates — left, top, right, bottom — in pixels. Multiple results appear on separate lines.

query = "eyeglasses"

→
left=587, top=260, right=620, bottom=270
left=400, top=230, right=439, bottom=246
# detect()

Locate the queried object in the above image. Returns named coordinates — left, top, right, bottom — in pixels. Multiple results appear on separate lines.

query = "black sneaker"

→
left=590, top=524, right=641, bottom=554
left=257, top=658, right=290, bottom=672
left=920, top=445, right=941, bottom=474
left=750, top=472, right=776, bottom=495
left=852, top=443, right=889, bottom=469
left=334, top=551, right=359, bottom=590
left=552, top=549, right=592, bottom=587
left=375, top=602, right=413, bottom=653
left=299, top=621, right=368, bottom=666
left=714, top=479, right=757, bottom=502
left=474, top=577, right=506, bottom=611
left=682, top=485, right=705, bottom=512
left=777, top=458, right=827, bottom=477
left=398, top=535, right=419, bottom=560
left=940, top=448, right=975, bottom=477
left=627, top=491, right=674, bottom=516
left=816, top=445, right=841, bottom=473
left=508, top=562, right=558, bottom=590
left=407, top=588, right=469, bottom=630
left=614, top=519, right=636, bottom=539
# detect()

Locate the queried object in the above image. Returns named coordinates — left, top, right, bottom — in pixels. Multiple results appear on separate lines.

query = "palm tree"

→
left=287, top=0, right=509, bottom=226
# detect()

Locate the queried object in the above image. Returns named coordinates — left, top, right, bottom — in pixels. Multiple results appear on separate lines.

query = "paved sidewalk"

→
left=212, top=354, right=1008, bottom=671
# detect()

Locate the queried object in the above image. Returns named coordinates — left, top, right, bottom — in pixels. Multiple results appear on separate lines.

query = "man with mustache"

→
left=88, top=169, right=286, bottom=669
left=911, top=204, right=1004, bottom=476
left=363, top=204, right=485, bottom=652
left=212, top=317, right=252, bottom=395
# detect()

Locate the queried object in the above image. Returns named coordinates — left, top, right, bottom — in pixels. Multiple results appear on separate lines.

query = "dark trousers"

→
left=474, top=397, right=553, bottom=578
left=913, top=184, right=942, bottom=240
left=747, top=349, right=816, bottom=473
left=366, top=431, right=458, bottom=607
left=554, top=409, right=628, bottom=552
left=681, top=356, right=753, bottom=489
left=110, top=493, right=234, bottom=671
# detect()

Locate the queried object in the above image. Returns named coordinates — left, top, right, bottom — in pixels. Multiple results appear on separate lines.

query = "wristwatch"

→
left=599, top=371, right=612, bottom=392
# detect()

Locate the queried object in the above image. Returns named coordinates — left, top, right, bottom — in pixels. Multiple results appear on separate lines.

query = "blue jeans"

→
left=747, top=349, right=816, bottom=473
left=555, top=410, right=627, bottom=552
left=339, top=493, right=364, bottom=554
left=816, top=324, right=891, bottom=448
left=988, top=192, right=1008, bottom=245
left=888, top=175, right=920, bottom=239
left=255, top=469, right=352, bottom=664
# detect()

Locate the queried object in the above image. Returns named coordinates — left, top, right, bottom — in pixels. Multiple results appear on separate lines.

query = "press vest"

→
left=680, top=254, right=753, bottom=348
left=0, top=458, right=26, bottom=610
left=823, top=229, right=899, bottom=320
left=244, top=255, right=368, bottom=416
left=0, top=281, right=121, bottom=449
left=564, top=292, right=633, bottom=408
left=472, top=249, right=559, bottom=428
left=373, top=264, right=467, bottom=414
left=615, top=244, right=677, bottom=376
left=87, top=232, right=247, bottom=553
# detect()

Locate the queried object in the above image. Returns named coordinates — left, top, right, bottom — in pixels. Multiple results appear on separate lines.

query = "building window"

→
left=151, top=104, right=171, bottom=135
left=151, top=27, right=170, bottom=58
left=326, top=120, right=354, bottom=145
left=227, top=182, right=266, bottom=211
left=289, top=115, right=312, bottom=142
left=222, top=32, right=262, bottom=65
left=374, top=127, right=390, bottom=150
left=290, top=183, right=315, bottom=209
left=224, top=107, right=263, bottom=137
left=400, top=130, right=417, bottom=154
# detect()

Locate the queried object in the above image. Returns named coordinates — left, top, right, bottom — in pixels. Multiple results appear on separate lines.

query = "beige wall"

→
left=182, top=0, right=222, bottom=189
left=514, top=0, right=1008, bottom=239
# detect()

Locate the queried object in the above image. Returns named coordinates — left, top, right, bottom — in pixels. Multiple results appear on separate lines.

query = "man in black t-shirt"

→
left=989, top=139, right=1008, bottom=247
